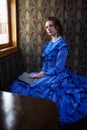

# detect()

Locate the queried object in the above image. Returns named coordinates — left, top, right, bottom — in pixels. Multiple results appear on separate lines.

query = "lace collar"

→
left=52, top=36, right=62, bottom=42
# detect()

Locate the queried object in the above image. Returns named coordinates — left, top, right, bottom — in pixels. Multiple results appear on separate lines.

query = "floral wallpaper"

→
left=0, top=0, right=87, bottom=90
left=18, top=0, right=87, bottom=76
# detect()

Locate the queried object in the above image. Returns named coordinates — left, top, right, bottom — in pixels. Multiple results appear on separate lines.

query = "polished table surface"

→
left=0, top=91, right=58, bottom=130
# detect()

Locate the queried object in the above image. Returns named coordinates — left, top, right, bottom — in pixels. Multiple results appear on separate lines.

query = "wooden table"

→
left=0, top=91, right=58, bottom=130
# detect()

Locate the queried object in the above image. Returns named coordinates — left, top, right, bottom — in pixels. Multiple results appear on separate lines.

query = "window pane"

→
left=0, top=0, right=9, bottom=44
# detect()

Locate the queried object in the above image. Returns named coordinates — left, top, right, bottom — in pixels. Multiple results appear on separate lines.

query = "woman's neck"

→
left=51, top=35, right=61, bottom=42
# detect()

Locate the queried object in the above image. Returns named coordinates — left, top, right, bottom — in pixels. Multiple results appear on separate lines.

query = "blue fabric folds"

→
left=9, top=38, right=87, bottom=126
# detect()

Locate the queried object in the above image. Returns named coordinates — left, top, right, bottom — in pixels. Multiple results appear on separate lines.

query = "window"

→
left=0, top=0, right=18, bottom=58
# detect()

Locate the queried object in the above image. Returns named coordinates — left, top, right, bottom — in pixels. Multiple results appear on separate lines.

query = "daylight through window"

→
left=0, top=0, right=18, bottom=58
left=0, top=0, right=9, bottom=44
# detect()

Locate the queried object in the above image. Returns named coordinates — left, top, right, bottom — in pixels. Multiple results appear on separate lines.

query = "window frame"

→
left=0, top=0, right=18, bottom=58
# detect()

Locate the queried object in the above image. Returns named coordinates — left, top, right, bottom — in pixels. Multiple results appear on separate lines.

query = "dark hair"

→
left=45, top=16, right=63, bottom=35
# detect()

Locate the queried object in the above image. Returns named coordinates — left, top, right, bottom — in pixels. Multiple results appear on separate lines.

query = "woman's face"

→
left=45, top=20, right=58, bottom=37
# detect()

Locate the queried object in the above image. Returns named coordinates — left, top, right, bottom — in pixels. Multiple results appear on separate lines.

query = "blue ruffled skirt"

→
left=9, top=69, right=87, bottom=126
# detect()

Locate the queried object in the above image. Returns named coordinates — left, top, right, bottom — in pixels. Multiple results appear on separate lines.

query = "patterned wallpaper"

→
left=0, top=0, right=87, bottom=90
left=18, top=0, right=87, bottom=76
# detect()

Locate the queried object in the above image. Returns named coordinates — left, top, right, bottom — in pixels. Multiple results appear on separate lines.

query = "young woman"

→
left=10, top=16, right=87, bottom=126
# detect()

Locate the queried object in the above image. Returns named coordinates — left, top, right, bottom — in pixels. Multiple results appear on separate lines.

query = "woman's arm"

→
left=46, top=47, right=68, bottom=75
left=56, top=47, right=68, bottom=73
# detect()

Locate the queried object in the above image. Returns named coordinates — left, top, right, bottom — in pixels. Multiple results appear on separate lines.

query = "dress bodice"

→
left=42, top=37, right=68, bottom=75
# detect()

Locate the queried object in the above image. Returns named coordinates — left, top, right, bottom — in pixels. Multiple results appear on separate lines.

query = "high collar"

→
left=52, top=36, right=62, bottom=42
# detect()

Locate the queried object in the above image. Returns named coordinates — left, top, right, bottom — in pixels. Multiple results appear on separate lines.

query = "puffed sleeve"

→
left=55, top=47, right=68, bottom=73
left=46, top=41, right=69, bottom=75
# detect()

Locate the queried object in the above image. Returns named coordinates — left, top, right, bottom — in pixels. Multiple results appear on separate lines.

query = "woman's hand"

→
left=37, top=71, right=45, bottom=78
left=28, top=71, right=45, bottom=79
left=28, top=73, right=38, bottom=78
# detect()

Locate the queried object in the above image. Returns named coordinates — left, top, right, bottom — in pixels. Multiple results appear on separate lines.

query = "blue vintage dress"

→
left=9, top=36, right=87, bottom=126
